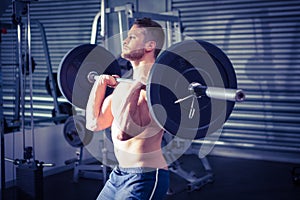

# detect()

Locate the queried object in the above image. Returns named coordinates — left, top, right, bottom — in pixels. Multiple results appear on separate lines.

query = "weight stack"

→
left=16, top=161, right=43, bottom=200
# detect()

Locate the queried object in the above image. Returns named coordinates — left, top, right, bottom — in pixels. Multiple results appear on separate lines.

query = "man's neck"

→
left=131, top=58, right=155, bottom=85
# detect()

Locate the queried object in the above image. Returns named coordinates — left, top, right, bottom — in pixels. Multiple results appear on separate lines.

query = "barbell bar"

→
left=87, top=71, right=245, bottom=102
left=87, top=71, right=136, bottom=84
left=57, top=40, right=245, bottom=139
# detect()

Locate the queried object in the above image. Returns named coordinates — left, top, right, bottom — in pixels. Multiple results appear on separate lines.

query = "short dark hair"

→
left=133, top=18, right=165, bottom=58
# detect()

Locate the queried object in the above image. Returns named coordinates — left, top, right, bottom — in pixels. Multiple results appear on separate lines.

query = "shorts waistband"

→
left=115, top=166, right=168, bottom=173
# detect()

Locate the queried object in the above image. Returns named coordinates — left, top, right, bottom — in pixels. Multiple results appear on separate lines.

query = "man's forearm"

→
left=85, top=78, right=107, bottom=131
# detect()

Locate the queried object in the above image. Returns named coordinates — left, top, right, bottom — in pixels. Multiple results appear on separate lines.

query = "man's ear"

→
left=145, top=41, right=156, bottom=52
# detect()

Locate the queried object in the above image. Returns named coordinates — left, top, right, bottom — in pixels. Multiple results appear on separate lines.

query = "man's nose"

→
left=123, top=37, right=129, bottom=46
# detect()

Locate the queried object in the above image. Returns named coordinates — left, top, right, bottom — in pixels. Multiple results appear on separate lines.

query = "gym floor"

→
left=3, top=155, right=300, bottom=200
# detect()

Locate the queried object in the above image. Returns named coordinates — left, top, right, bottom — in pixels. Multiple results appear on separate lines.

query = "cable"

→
left=27, top=2, right=35, bottom=161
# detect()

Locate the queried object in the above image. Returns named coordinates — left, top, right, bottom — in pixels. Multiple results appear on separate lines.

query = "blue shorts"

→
left=96, top=166, right=170, bottom=200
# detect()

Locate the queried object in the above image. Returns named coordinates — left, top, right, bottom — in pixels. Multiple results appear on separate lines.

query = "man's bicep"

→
left=97, top=94, right=114, bottom=130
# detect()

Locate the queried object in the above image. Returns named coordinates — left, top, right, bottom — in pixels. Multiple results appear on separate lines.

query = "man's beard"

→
left=122, top=48, right=145, bottom=61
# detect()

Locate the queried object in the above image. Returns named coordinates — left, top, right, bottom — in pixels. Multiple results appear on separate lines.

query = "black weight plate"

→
left=58, top=44, right=121, bottom=109
left=147, top=40, right=237, bottom=139
left=63, top=115, right=93, bottom=148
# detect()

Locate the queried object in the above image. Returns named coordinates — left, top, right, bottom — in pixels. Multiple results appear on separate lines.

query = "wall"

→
left=171, top=0, right=300, bottom=163
left=0, top=0, right=10, bottom=17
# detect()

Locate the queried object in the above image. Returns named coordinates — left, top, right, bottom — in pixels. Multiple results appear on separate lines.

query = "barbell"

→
left=87, top=72, right=245, bottom=102
left=57, top=40, right=245, bottom=139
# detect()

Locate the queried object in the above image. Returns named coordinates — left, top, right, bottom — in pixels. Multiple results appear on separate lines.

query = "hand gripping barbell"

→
left=57, top=40, right=245, bottom=139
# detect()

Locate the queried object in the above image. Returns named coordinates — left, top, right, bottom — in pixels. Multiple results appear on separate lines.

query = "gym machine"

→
left=3, top=1, right=54, bottom=199
left=4, top=0, right=68, bottom=132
